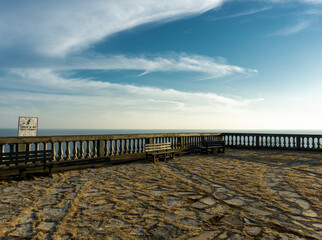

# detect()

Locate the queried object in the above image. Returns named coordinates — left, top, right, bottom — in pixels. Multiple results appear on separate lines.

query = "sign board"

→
left=18, top=117, right=38, bottom=136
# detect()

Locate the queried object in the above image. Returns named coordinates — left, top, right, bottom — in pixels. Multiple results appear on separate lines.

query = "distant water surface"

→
left=1, top=129, right=322, bottom=137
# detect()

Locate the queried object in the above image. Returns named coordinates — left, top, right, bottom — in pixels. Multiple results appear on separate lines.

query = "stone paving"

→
left=0, top=149, right=321, bottom=240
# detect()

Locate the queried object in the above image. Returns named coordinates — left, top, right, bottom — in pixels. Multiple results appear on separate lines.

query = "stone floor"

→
left=0, top=149, right=321, bottom=240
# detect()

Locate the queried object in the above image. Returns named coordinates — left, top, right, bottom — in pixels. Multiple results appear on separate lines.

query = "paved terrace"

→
left=0, top=149, right=321, bottom=240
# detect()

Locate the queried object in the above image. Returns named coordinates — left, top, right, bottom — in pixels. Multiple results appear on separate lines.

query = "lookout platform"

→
left=0, top=149, right=321, bottom=239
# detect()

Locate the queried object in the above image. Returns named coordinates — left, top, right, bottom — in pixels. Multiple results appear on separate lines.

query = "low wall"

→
left=0, top=132, right=321, bottom=171
left=0, top=133, right=222, bottom=168
left=223, top=133, right=322, bottom=151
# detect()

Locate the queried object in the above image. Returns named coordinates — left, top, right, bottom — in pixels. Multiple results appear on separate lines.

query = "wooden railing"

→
left=223, top=133, right=322, bottom=151
left=0, top=133, right=222, bottom=169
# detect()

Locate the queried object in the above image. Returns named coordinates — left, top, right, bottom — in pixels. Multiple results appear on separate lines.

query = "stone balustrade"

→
left=0, top=133, right=222, bottom=168
left=1, top=132, right=321, bottom=171
left=223, top=133, right=322, bottom=150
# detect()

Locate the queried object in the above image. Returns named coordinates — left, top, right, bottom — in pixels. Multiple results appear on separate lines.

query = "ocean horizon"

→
left=1, top=128, right=322, bottom=137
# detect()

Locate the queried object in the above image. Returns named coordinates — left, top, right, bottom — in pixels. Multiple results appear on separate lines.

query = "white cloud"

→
left=0, top=0, right=225, bottom=57
left=4, top=69, right=322, bottom=130
left=273, top=20, right=311, bottom=35
left=65, top=54, right=257, bottom=78
left=0, top=69, right=262, bottom=129
left=6, top=69, right=260, bottom=109
left=211, top=6, right=273, bottom=21
left=1, top=0, right=321, bottom=58
left=0, top=53, right=256, bottom=79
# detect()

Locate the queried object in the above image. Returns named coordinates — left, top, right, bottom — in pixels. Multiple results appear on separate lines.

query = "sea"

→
left=1, top=128, right=322, bottom=137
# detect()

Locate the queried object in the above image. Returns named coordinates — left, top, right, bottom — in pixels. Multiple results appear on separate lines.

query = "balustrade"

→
left=223, top=133, right=322, bottom=151
left=0, top=132, right=321, bottom=171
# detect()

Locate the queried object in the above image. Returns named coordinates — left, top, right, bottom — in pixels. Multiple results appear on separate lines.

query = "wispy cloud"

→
left=5, top=69, right=260, bottom=107
left=0, top=53, right=257, bottom=79
left=273, top=20, right=311, bottom=36
left=0, top=0, right=225, bottom=57
left=0, top=69, right=262, bottom=128
left=211, top=6, right=272, bottom=21
left=68, top=54, right=258, bottom=78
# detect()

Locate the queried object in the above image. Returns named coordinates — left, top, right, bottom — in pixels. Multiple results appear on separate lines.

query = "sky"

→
left=1, top=0, right=322, bottom=130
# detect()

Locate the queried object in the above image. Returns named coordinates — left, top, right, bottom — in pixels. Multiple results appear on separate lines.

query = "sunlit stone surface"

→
left=0, top=149, right=321, bottom=239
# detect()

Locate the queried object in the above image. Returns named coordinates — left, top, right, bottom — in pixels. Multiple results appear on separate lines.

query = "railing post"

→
left=256, top=136, right=260, bottom=148
left=65, top=142, right=69, bottom=160
left=58, top=142, right=63, bottom=160
left=72, top=141, right=76, bottom=159
left=43, top=142, right=47, bottom=166
left=178, top=137, right=183, bottom=149
left=52, top=142, right=56, bottom=161
left=98, top=140, right=105, bottom=157
left=18, top=143, right=25, bottom=152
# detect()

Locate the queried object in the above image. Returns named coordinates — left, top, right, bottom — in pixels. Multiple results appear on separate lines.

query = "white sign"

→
left=18, top=117, right=38, bottom=136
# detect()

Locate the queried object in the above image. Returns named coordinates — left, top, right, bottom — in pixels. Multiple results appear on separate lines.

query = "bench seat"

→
left=198, top=140, right=225, bottom=154
left=145, top=142, right=176, bottom=163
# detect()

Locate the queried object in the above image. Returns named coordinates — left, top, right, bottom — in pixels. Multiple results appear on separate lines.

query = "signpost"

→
left=18, top=117, right=38, bottom=137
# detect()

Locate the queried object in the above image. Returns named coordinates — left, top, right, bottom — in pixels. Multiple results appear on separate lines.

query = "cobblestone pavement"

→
left=0, top=149, right=321, bottom=240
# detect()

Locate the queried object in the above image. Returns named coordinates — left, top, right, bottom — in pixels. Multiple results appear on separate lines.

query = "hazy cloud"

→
left=0, top=69, right=263, bottom=128
left=3, top=68, right=261, bottom=110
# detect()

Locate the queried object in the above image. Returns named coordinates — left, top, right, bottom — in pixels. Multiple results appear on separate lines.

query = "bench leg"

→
left=153, top=155, right=159, bottom=164
left=48, top=166, right=53, bottom=177
left=19, top=169, right=26, bottom=179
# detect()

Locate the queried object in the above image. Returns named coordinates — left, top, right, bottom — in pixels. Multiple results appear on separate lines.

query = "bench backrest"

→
left=145, top=142, right=172, bottom=152
left=205, top=140, right=225, bottom=147
left=0, top=150, right=54, bottom=168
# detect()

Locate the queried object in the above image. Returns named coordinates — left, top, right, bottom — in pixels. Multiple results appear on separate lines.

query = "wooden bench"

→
left=199, top=140, right=225, bottom=154
left=0, top=149, right=54, bottom=178
left=145, top=142, right=176, bottom=163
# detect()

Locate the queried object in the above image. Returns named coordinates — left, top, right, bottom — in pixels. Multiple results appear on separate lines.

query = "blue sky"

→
left=1, top=0, right=322, bottom=129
